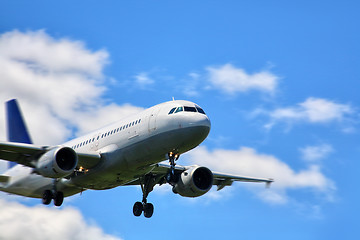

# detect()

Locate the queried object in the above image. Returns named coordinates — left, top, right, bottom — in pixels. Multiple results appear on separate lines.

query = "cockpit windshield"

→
left=168, top=105, right=206, bottom=115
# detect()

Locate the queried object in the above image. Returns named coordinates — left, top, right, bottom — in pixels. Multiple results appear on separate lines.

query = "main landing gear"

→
left=133, top=174, right=157, bottom=218
left=42, top=179, right=64, bottom=207
left=133, top=152, right=180, bottom=218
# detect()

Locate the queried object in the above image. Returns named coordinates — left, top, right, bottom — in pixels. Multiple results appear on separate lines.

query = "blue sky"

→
left=0, top=1, right=359, bottom=239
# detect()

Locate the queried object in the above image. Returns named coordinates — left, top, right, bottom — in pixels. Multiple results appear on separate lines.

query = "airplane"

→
left=0, top=99, right=273, bottom=218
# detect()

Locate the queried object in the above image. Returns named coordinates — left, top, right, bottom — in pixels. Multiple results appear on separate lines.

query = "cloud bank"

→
left=0, top=199, right=122, bottom=240
left=186, top=146, right=335, bottom=204
left=0, top=30, right=143, bottom=145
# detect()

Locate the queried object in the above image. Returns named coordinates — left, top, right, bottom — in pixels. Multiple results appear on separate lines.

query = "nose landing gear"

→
left=166, top=152, right=179, bottom=184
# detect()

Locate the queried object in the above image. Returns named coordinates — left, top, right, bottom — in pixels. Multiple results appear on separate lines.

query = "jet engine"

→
left=172, top=166, right=213, bottom=197
left=36, top=147, right=78, bottom=178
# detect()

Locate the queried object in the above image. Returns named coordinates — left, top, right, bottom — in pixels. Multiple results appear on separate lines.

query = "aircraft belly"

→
left=68, top=126, right=209, bottom=190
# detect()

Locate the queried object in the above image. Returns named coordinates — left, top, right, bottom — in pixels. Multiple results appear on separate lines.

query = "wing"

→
left=0, top=141, right=101, bottom=169
left=126, top=163, right=273, bottom=190
left=212, top=171, right=273, bottom=190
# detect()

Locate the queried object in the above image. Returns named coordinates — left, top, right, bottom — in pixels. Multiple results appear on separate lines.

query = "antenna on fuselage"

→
left=172, top=97, right=175, bottom=101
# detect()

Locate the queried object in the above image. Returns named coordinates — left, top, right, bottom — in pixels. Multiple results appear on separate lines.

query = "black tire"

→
left=42, top=190, right=53, bottom=205
left=133, top=202, right=143, bottom=217
left=54, top=191, right=64, bottom=207
left=143, top=203, right=154, bottom=218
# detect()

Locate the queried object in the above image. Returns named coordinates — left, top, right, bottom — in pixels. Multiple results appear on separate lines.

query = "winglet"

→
left=6, top=99, right=33, bottom=144
left=266, top=179, right=274, bottom=188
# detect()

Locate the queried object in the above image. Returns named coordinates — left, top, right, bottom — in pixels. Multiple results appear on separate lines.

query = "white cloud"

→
left=206, top=63, right=279, bottom=94
left=134, top=72, right=154, bottom=88
left=186, top=146, right=335, bottom=204
left=266, top=98, right=353, bottom=128
left=181, top=72, right=202, bottom=97
left=0, top=30, right=143, bottom=145
left=0, top=199, right=122, bottom=240
left=300, top=144, right=334, bottom=162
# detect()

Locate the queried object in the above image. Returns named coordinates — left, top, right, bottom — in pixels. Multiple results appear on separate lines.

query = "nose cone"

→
left=196, top=114, right=211, bottom=131
left=188, top=114, right=211, bottom=140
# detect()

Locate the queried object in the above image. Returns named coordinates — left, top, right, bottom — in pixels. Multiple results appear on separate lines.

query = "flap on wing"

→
left=77, top=152, right=102, bottom=169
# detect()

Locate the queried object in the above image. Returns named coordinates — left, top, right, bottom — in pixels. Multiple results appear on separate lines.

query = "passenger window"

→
left=168, top=108, right=176, bottom=114
left=175, top=107, right=183, bottom=113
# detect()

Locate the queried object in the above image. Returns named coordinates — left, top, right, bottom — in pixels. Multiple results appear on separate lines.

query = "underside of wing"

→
left=76, top=152, right=102, bottom=169
left=0, top=142, right=46, bottom=168
left=0, top=141, right=102, bottom=170
left=212, top=171, right=274, bottom=190
left=126, top=163, right=273, bottom=191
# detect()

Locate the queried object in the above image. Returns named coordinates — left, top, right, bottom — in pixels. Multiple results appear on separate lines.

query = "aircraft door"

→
left=148, top=107, right=161, bottom=132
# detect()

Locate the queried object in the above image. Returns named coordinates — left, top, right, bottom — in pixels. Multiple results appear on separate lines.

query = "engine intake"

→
left=173, top=166, right=213, bottom=197
left=36, top=147, right=78, bottom=178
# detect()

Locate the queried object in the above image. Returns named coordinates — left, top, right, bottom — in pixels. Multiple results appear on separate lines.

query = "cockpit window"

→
left=168, top=107, right=176, bottom=114
left=184, top=106, right=197, bottom=112
left=196, top=106, right=206, bottom=114
left=175, top=106, right=183, bottom=113
left=169, top=105, right=206, bottom=115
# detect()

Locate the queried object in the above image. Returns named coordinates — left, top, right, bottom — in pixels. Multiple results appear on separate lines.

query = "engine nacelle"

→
left=36, top=147, right=78, bottom=178
left=173, top=166, right=213, bottom=197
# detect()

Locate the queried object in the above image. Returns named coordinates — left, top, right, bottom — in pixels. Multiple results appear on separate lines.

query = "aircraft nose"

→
left=198, top=114, right=211, bottom=129
left=190, top=114, right=211, bottom=135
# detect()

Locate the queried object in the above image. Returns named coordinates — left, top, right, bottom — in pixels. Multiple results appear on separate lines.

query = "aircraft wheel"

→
left=143, top=203, right=154, bottom=218
left=133, top=202, right=143, bottom=217
left=42, top=190, right=53, bottom=205
left=54, top=191, right=64, bottom=207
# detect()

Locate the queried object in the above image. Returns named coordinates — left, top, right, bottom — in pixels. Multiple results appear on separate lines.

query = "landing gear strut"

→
left=133, top=174, right=157, bottom=218
left=132, top=152, right=180, bottom=218
left=166, top=152, right=179, bottom=184
left=42, top=179, right=64, bottom=207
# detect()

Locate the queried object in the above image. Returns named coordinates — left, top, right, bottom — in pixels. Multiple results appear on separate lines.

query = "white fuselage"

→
left=0, top=100, right=211, bottom=198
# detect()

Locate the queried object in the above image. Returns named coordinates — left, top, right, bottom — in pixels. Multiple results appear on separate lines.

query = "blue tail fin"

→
left=5, top=99, right=33, bottom=168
